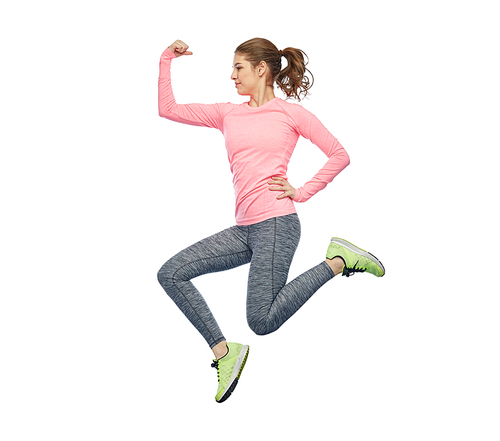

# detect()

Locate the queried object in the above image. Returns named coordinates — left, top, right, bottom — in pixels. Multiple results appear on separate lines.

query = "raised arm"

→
left=158, top=40, right=226, bottom=130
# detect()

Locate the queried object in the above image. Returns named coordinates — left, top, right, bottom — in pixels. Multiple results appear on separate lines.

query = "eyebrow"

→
left=233, top=62, right=243, bottom=68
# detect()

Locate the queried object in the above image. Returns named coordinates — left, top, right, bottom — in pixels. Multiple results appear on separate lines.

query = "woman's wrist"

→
left=162, top=47, right=177, bottom=59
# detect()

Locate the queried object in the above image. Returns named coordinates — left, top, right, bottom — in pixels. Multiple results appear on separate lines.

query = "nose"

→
left=230, top=68, right=237, bottom=81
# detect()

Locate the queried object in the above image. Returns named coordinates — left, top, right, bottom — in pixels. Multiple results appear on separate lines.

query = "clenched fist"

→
left=169, top=40, right=193, bottom=57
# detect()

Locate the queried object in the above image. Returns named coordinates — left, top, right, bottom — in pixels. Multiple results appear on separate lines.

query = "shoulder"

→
left=274, top=98, right=317, bottom=124
left=216, top=102, right=240, bottom=118
left=217, top=102, right=238, bottom=110
left=276, top=98, right=315, bottom=116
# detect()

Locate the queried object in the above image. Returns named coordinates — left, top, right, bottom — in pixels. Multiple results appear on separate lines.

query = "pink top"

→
left=158, top=47, right=350, bottom=226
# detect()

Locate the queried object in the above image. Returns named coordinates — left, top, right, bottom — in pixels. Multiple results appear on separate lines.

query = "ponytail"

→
left=276, top=47, right=314, bottom=101
left=235, top=38, right=314, bottom=101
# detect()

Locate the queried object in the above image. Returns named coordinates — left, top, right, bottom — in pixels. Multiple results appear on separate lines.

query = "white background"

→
left=1, top=0, right=499, bottom=439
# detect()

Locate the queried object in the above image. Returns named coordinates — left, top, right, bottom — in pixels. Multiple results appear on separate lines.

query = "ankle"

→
left=212, top=341, right=229, bottom=360
left=325, top=257, right=345, bottom=276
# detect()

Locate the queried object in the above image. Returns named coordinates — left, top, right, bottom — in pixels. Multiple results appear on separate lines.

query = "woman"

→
left=157, top=38, right=385, bottom=403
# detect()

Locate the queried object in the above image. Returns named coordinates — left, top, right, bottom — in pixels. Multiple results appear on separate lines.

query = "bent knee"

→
left=157, top=260, right=177, bottom=290
left=247, top=317, right=274, bottom=336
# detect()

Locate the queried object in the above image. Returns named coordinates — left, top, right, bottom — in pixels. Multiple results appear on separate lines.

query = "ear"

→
left=257, top=61, right=267, bottom=77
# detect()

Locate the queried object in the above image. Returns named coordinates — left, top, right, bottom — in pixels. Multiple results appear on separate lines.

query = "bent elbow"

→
left=344, top=151, right=351, bottom=168
left=158, top=107, right=170, bottom=119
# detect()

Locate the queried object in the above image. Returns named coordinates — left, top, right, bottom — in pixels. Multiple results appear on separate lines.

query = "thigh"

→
left=247, top=214, right=301, bottom=300
left=165, top=225, right=252, bottom=281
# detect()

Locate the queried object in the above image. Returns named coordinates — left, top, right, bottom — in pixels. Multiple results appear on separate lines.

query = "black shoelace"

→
left=343, top=260, right=366, bottom=277
left=211, top=360, right=219, bottom=380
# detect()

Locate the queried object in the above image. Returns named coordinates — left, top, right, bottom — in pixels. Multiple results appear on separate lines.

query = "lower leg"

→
left=247, top=260, right=335, bottom=336
left=158, top=226, right=252, bottom=349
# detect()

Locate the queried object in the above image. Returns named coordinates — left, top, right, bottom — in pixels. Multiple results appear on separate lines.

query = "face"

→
left=231, top=53, right=261, bottom=96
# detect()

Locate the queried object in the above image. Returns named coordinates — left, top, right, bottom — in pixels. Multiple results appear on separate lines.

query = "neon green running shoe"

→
left=211, top=342, right=249, bottom=403
left=326, top=237, right=385, bottom=277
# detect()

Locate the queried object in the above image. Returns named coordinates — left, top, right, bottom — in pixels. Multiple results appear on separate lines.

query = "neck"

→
left=248, top=86, right=276, bottom=107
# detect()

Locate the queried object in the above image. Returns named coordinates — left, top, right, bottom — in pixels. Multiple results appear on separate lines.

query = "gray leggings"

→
left=157, top=213, right=334, bottom=348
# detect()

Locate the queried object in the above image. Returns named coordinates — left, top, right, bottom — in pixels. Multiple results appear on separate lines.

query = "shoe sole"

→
left=217, top=345, right=249, bottom=403
left=331, top=237, right=385, bottom=276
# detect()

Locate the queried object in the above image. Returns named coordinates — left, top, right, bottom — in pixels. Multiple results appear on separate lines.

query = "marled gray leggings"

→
left=157, top=213, right=334, bottom=348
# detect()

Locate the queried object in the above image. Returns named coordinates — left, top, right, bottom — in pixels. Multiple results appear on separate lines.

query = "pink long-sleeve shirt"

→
left=158, top=47, right=350, bottom=226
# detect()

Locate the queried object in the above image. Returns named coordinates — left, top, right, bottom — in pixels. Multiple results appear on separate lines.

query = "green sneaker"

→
left=326, top=237, right=385, bottom=277
left=211, top=342, right=249, bottom=403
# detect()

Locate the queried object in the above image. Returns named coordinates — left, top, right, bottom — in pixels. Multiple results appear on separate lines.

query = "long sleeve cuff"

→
left=161, top=47, right=176, bottom=60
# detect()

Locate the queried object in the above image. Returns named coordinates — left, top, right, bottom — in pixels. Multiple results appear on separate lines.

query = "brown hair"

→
left=234, top=37, right=314, bottom=101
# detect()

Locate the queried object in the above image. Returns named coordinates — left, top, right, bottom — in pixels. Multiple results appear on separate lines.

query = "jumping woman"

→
left=157, top=38, right=385, bottom=403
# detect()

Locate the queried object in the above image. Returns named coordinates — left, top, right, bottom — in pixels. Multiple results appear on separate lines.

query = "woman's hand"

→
left=169, top=40, right=193, bottom=57
left=268, top=177, right=296, bottom=200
